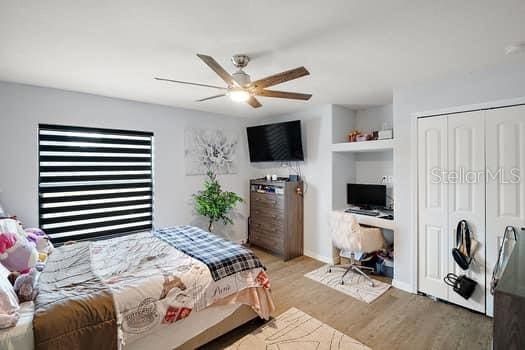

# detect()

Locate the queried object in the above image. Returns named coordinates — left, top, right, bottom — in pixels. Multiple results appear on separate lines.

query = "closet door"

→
left=447, top=112, right=486, bottom=313
left=485, top=105, right=525, bottom=316
left=418, top=116, right=449, bottom=299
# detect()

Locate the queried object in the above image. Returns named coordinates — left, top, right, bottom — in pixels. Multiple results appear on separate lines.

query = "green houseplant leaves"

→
left=193, top=171, right=243, bottom=232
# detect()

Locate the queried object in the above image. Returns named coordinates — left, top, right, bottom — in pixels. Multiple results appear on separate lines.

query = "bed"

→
left=0, top=226, right=274, bottom=350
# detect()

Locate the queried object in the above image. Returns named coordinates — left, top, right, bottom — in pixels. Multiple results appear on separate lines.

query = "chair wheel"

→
left=369, top=282, right=375, bottom=287
left=328, top=268, right=332, bottom=273
left=341, top=280, right=345, bottom=285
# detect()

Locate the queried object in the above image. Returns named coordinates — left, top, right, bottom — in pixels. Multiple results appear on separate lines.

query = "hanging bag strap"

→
left=444, top=273, right=458, bottom=288
left=490, top=226, right=518, bottom=294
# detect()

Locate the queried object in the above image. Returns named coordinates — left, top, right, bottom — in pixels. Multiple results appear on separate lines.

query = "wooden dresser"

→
left=248, top=179, right=303, bottom=260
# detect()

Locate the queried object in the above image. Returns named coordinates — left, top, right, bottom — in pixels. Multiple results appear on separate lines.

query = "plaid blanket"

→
left=154, top=226, right=264, bottom=281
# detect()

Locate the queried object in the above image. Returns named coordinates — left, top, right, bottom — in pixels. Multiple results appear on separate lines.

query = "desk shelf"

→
left=335, top=209, right=396, bottom=230
left=331, top=139, right=394, bottom=153
left=352, top=213, right=396, bottom=230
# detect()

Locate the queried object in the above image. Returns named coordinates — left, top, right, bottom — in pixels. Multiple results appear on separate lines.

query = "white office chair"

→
left=328, top=211, right=386, bottom=287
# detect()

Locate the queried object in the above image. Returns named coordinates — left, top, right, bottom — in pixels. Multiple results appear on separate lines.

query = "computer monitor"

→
left=347, top=183, right=386, bottom=210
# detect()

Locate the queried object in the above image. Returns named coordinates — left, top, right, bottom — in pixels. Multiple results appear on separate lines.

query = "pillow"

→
left=0, top=264, right=20, bottom=329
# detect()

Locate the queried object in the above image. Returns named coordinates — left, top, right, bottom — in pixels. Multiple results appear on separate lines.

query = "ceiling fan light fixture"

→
left=228, top=89, right=251, bottom=102
left=155, top=53, right=311, bottom=109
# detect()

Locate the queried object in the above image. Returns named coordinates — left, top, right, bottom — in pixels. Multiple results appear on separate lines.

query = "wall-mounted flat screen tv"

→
left=246, top=120, right=304, bottom=162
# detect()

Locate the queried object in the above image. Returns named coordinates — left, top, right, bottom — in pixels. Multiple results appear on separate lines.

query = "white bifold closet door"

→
left=418, top=115, right=449, bottom=300
left=447, top=112, right=485, bottom=313
left=418, top=112, right=486, bottom=313
left=485, top=104, right=525, bottom=317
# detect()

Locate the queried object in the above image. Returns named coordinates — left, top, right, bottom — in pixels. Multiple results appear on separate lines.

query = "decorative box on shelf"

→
left=378, top=129, right=393, bottom=140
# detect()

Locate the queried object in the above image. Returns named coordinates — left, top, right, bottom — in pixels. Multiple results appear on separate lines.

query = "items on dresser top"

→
left=249, top=179, right=303, bottom=261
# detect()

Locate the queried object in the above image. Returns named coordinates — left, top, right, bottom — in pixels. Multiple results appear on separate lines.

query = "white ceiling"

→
left=1, top=0, right=524, bottom=118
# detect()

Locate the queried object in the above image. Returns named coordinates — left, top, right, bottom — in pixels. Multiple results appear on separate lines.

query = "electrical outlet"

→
left=382, top=176, right=393, bottom=184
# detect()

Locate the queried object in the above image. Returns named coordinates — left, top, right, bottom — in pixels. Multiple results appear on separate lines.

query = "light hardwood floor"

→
left=202, top=248, right=492, bottom=350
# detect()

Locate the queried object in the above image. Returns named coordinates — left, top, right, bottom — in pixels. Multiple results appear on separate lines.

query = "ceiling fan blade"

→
left=196, top=54, right=239, bottom=87
left=251, top=67, right=310, bottom=89
left=154, top=77, right=226, bottom=90
left=246, top=96, right=262, bottom=108
left=196, top=94, right=227, bottom=102
left=256, top=89, right=312, bottom=100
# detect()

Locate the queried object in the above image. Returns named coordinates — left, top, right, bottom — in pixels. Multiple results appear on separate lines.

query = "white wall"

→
left=248, top=105, right=335, bottom=263
left=355, top=104, right=393, bottom=134
left=246, top=104, right=392, bottom=263
left=0, top=81, right=251, bottom=242
left=331, top=106, right=357, bottom=212
left=393, top=60, right=525, bottom=292
left=353, top=103, right=394, bottom=203
left=335, top=106, right=394, bottom=246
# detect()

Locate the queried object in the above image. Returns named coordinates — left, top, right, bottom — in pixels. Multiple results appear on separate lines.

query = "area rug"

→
left=304, top=265, right=390, bottom=303
left=225, top=307, right=370, bottom=350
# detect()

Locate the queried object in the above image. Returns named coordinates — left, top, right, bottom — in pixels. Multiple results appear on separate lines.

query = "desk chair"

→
left=328, top=211, right=385, bottom=287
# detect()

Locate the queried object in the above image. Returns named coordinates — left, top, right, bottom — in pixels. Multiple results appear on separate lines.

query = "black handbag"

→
left=444, top=273, right=477, bottom=299
left=452, top=220, right=472, bottom=270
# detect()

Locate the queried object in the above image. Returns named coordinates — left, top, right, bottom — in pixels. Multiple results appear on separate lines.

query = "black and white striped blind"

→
left=38, top=124, right=154, bottom=243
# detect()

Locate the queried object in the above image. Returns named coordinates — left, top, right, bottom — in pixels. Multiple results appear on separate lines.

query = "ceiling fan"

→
left=155, top=54, right=312, bottom=108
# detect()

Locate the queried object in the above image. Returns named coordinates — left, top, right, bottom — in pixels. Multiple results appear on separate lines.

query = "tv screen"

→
left=347, top=183, right=386, bottom=209
left=246, top=120, right=304, bottom=162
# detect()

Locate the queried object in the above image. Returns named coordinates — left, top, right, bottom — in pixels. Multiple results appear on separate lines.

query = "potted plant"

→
left=193, top=171, right=243, bottom=232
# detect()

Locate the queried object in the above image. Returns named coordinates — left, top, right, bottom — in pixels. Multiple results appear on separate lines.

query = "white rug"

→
left=304, top=265, right=390, bottom=303
left=225, top=307, right=371, bottom=350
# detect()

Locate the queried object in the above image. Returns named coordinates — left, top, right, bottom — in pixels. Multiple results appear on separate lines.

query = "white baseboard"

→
left=303, top=250, right=335, bottom=264
left=392, top=279, right=416, bottom=293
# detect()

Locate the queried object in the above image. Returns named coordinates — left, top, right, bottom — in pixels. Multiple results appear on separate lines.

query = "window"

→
left=38, top=124, right=154, bottom=243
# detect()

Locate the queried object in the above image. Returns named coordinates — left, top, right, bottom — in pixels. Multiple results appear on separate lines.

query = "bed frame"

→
left=177, top=305, right=258, bottom=349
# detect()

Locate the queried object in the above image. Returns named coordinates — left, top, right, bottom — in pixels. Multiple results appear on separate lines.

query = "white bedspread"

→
left=90, top=231, right=270, bottom=347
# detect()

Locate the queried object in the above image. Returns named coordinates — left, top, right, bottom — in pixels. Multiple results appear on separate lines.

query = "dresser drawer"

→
left=251, top=192, right=284, bottom=210
left=250, top=218, right=284, bottom=234
left=251, top=207, right=284, bottom=222
left=250, top=227, right=283, bottom=254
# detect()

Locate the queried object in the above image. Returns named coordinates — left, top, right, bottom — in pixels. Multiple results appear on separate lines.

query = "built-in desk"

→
left=339, top=208, right=396, bottom=230
left=352, top=213, right=396, bottom=230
